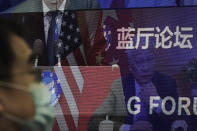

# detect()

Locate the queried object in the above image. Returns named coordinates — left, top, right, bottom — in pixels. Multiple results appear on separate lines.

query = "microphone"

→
left=99, top=115, right=113, bottom=131
left=54, top=39, right=64, bottom=67
left=33, top=39, right=44, bottom=67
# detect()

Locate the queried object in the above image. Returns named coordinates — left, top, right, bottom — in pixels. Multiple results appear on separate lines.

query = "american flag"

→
left=59, top=11, right=81, bottom=58
left=51, top=66, right=121, bottom=131
left=59, top=10, right=109, bottom=66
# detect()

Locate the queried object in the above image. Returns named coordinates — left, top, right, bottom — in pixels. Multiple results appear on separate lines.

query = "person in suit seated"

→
left=88, top=48, right=183, bottom=131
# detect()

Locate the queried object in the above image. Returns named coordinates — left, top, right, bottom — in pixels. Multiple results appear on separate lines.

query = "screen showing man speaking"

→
left=4, top=6, right=197, bottom=131
left=91, top=7, right=197, bottom=131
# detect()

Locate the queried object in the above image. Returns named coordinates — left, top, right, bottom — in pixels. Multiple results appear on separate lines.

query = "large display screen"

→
left=2, top=6, right=197, bottom=131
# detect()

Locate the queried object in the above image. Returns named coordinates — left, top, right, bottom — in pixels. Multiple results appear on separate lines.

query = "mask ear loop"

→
left=2, top=110, right=34, bottom=124
left=0, top=104, right=3, bottom=114
left=3, top=111, right=25, bottom=123
left=0, top=81, right=30, bottom=93
left=0, top=81, right=34, bottom=123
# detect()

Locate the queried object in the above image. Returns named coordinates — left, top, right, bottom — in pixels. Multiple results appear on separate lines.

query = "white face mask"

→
left=0, top=81, right=55, bottom=131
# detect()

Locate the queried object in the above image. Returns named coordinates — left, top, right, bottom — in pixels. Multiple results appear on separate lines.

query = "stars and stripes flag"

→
left=59, top=10, right=109, bottom=66
left=51, top=66, right=121, bottom=131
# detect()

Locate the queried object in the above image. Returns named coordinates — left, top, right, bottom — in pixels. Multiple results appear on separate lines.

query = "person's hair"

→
left=126, top=37, right=155, bottom=63
left=0, top=17, right=26, bottom=81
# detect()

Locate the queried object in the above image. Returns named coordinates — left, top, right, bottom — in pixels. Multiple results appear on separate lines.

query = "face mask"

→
left=0, top=81, right=55, bottom=131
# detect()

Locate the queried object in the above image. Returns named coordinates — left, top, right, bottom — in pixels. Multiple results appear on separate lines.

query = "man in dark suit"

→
left=9, top=0, right=100, bottom=66
left=88, top=49, right=187, bottom=131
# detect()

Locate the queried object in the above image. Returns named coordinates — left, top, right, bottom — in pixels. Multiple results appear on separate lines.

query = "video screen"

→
left=1, top=4, right=197, bottom=131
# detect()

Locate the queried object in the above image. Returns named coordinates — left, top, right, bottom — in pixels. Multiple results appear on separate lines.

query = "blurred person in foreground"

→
left=88, top=47, right=184, bottom=131
left=0, top=17, right=54, bottom=131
